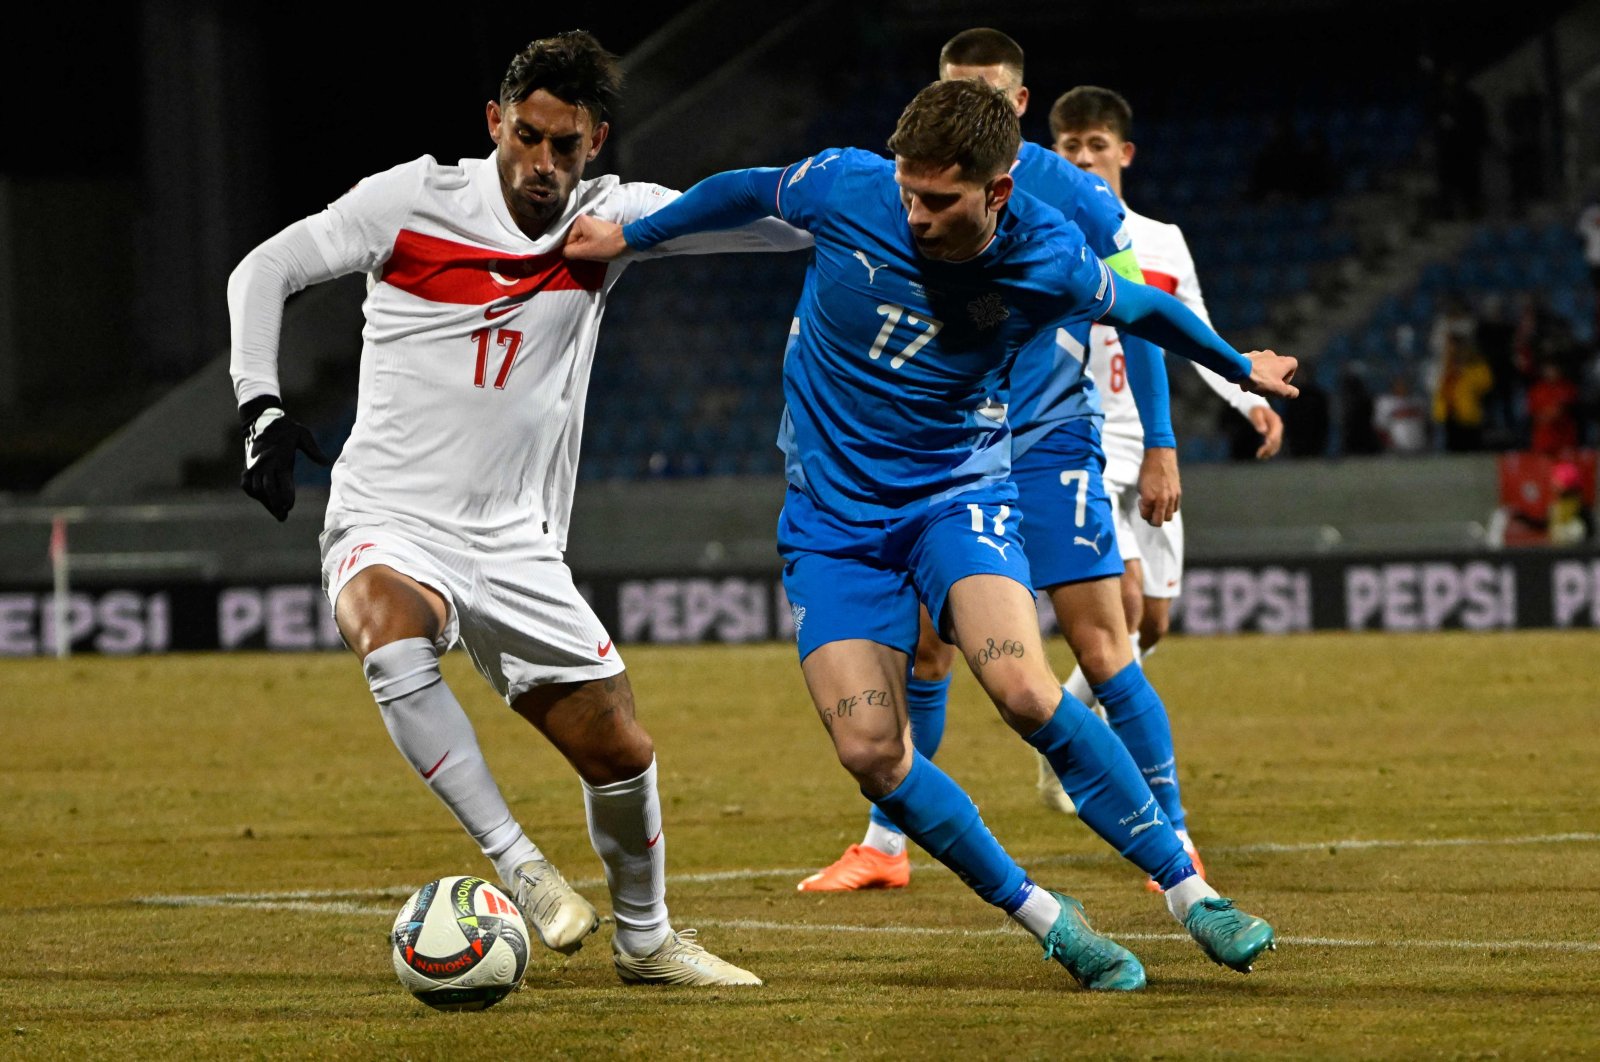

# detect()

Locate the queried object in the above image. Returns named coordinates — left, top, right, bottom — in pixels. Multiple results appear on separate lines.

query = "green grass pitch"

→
left=3, top=631, right=1598, bottom=1059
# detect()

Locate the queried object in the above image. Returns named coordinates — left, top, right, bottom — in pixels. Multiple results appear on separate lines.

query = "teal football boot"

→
left=1040, top=892, right=1146, bottom=991
left=1184, top=897, right=1276, bottom=972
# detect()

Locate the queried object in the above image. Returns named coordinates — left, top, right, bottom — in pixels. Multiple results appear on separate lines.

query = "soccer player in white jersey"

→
left=228, top=31, right=807, bottom=987
left=1036, top=87, right=1284, bottom=837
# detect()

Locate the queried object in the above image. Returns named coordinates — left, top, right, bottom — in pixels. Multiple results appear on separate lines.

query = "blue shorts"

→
left=1010, top=419, right=1123, bottom=590
left=777, top=483, right=1033, bottom=660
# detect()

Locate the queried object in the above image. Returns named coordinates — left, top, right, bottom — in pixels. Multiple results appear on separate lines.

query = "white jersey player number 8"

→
left=868, top=303, right=944, bottom=369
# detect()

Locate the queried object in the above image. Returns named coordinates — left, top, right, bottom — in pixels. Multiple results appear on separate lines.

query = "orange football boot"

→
left=796, top=844, right=911, bottom=891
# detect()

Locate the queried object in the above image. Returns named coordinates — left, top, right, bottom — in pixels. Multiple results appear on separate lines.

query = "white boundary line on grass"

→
left=133, top=830, right=1600, bottom=955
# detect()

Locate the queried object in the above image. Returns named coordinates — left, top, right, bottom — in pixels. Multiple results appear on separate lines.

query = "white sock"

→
left=1009, top=883, right=1064, bottom=941
left=1164, top=872, right=1220, bottom=924
left=364, top=638, right=541, bottom=885
left=1130, top=630, right=1143, bottom=663
left=584, top=757, right=670, bottom=956
left=861, top=820, right=906, bottom=856
left=1063, top=665, right=1097, bottom=713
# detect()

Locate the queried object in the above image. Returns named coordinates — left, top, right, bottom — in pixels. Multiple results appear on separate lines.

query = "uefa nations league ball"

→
left=391, top=876, right=530, bottom=1010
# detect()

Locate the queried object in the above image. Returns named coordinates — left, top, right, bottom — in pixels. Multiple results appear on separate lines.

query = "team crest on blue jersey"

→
left=790, top=603, right=807, bottom=633
left=967, top=292, right=1010, bottom=330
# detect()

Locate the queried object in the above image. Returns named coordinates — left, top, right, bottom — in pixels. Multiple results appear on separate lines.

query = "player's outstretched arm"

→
left=566, top=168, right=790, bottom=264
left=1102, top=277, right=1298, bottom=399
left=1120, top=332, right=1181, bottom=526
left=563, top=215, right=630, bottom=261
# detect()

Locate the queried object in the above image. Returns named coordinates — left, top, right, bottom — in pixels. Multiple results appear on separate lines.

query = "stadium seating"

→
left=259, top=85, right=1430, bottom=485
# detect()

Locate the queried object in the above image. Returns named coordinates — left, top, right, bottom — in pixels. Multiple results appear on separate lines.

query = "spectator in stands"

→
left=1476, top=293, right=1520, bottom=442
left=1339, top=365, right=1382, bottom=455
left=1431, top=337, right=1493, bottom=451
left=1374, top=375, right=1430, bottom=453
left=1284, top=363, right=1330, bottom=457
left=1512, top=291, right=1557, bottom=384
left=1526, top=358, right=1580, bottom=455
left=1428, top=293, right=1476, bottom=370
left=1548, top=460, right=1594, bottom=544
left=1429, top=66, right=1487, bottom=220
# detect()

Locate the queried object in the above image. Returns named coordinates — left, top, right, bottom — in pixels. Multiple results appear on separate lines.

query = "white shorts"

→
left=1106, top=485, right=1185, bottom=599
left=320, top=522, right=624, bottom=701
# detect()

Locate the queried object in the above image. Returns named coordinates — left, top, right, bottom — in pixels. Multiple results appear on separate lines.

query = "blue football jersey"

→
left=771, top=148, right=1115, bottom=522
left=1005, top=141, right=1134, bottom=457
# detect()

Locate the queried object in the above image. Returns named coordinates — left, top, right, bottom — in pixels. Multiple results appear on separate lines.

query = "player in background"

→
left=1037, top=87, right=1284, bottom=841
left=797, top=29, right=1200, bottom=897
left=228, top=31, right=809, bottom=987
left=567, top=78, right=1292, bottom=987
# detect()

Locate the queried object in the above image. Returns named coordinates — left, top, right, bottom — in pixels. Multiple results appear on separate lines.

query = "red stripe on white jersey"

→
left=380, top=229, right=607, bottom=306
left=1142, top=270, right=1179, bottom=295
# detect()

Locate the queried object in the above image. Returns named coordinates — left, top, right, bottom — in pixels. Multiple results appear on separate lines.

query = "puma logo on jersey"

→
left=788, top=153, right=840, bottom=186
left=1129, top=810, right=1163, bottom=837
left=853, top=251, right=888, bottom=283
left=1073, top=533, right=1105, bottom=556
left=976, top=535, right=1011, bottom=561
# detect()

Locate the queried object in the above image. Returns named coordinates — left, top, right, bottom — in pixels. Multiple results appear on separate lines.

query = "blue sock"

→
left=871, top=751, right=1029, bottom=909
left=1093, top=662, right=1187, bottom=833
left=1026, top=692, right=1194, bottom=891
left=868, top=672, right=951, bottom=831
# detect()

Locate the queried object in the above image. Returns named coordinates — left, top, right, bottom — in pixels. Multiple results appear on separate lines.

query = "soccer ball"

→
left=391, top=875, right=530, bottom=1011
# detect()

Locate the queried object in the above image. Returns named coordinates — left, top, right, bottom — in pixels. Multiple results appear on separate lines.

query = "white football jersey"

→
left=231, top=153, right=808, bottom=550
left=1090, top=205, right=1266, bottom=490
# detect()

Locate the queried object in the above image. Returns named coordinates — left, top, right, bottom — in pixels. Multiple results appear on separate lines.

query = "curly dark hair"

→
left=886, top=79, right=1020, bottom=182
left=500, top=30, right=623, bottom=124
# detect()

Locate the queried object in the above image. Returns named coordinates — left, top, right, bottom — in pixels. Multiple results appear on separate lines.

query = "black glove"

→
left=239, top=394, right=331, bottom=522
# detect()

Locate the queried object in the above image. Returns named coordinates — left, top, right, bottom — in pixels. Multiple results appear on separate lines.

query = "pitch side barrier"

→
left=3, top=549, right=1600, bottom=655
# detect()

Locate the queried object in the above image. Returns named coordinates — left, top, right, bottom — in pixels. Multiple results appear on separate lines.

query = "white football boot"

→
left=507, top=859, right=600, bottom=955
left=1035, top=750, right=1078, bottom=815
left=613, top=929, right=762, bottom=986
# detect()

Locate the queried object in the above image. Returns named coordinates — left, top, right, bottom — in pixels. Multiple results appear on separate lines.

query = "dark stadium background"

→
left=1, top=0, right=1596, bottom=655
left=0, top=0, right=1580, bottom=488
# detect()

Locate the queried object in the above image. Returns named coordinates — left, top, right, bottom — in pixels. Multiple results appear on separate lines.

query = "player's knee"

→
left=337, top=573, right=441, bottom=659
left=993, top=680, right=1064, bottom=735
left=912, top=637, right=956, bottom=682
left=1063, top=624, right=1129, bottom=684
left=1121, top=585, right=1143, bottom=635
left=1140, top=606, right=1170, bottom=649
left=832, top=733, right=907, bottom=793
left=573, top=726, right=654, bottom=785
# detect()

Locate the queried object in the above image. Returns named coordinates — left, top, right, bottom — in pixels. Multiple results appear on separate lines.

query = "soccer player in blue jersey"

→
left=565, top=79, right=1292, bottom=988
left=797, top=28, right=1202, bottom=896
